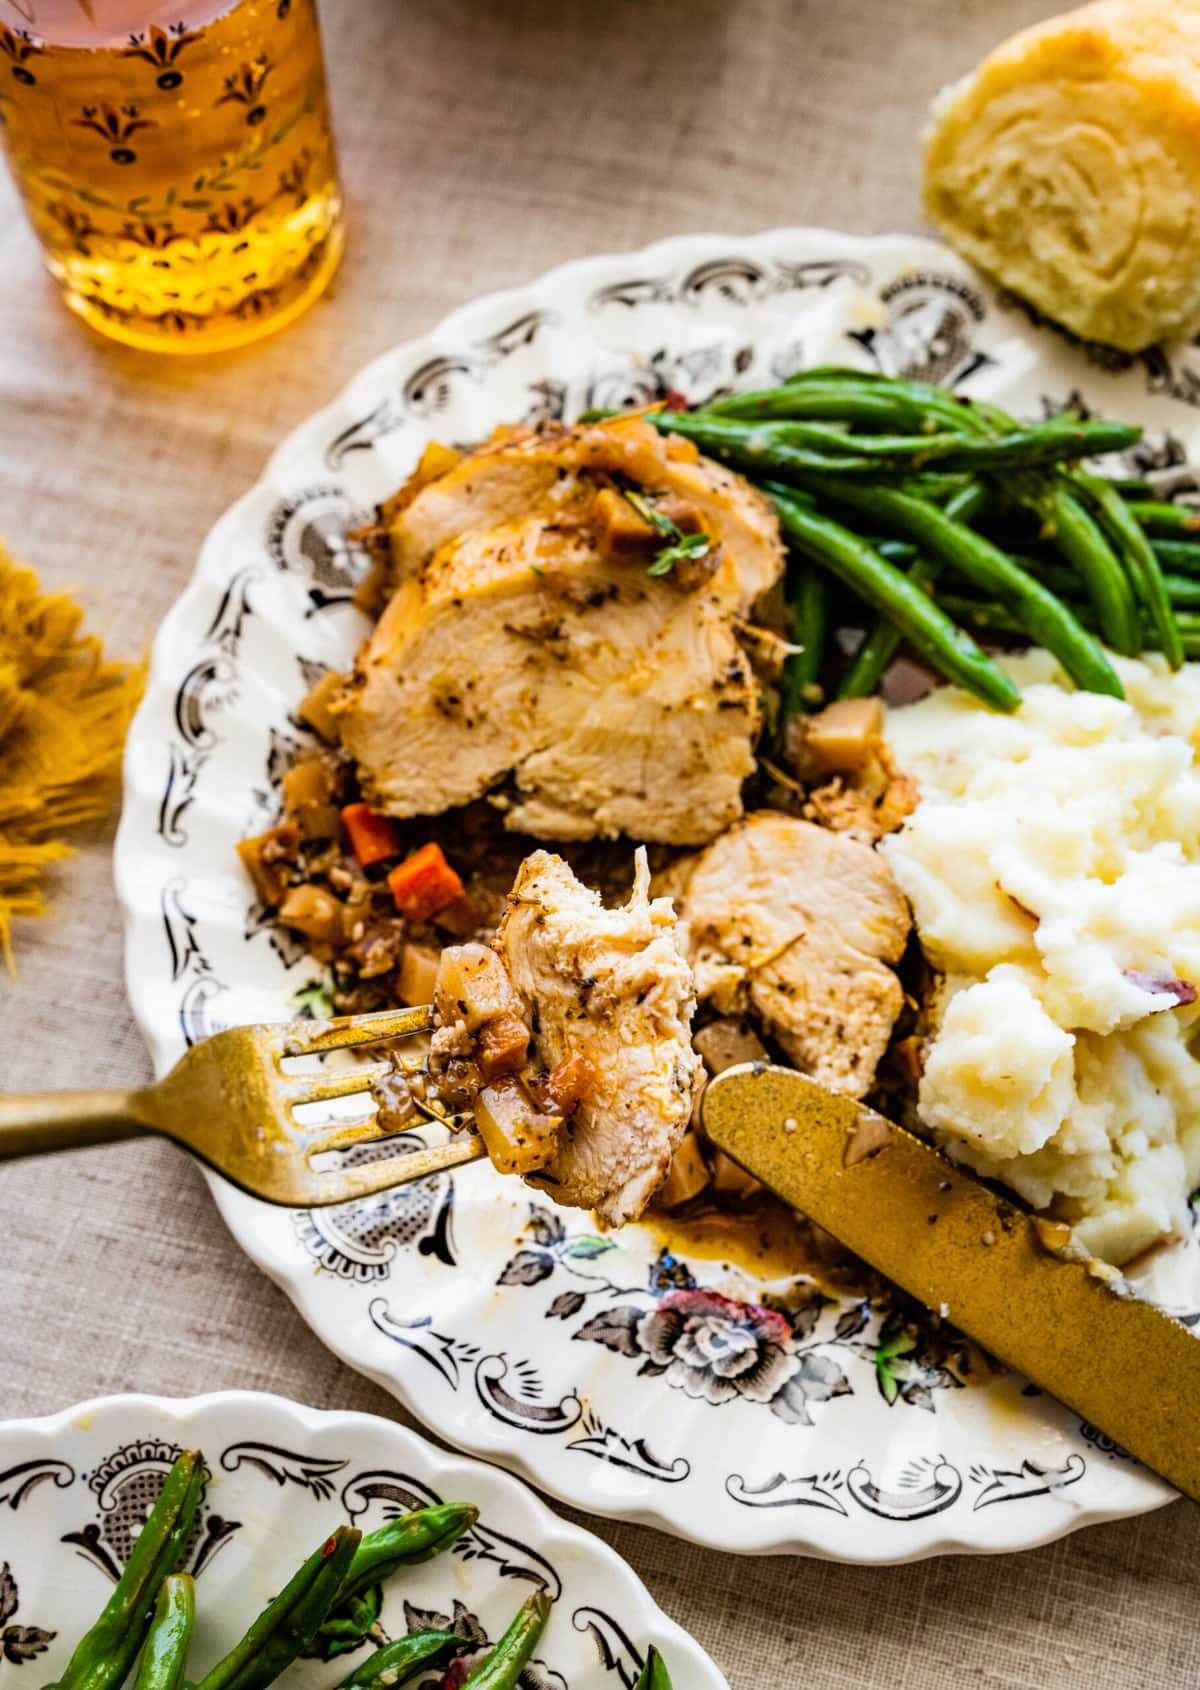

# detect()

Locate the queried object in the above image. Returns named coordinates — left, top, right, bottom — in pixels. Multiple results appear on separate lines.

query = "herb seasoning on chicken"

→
left=333, top=414, right=785, bottom=846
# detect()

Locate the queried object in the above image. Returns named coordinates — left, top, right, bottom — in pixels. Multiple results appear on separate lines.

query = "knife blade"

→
left=701, top=1062, right=1200, bottom=1503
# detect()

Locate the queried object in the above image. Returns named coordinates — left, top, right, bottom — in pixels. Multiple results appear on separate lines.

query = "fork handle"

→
left=0, top=1090, right=149, bottom=1160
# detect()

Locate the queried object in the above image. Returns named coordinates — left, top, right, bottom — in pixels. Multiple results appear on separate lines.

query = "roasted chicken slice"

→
left=375, top=413, right=783, bottom=611
left=431, top=848, right=702, bottom=1227
left=334, top=415, right=785, bottom=846
left=666, top=811, right=911, bottom=1098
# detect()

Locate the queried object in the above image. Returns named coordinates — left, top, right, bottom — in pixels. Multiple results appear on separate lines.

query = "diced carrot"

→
left=477, top=1013, right=531, bottom=1082
left=341, top=802, right=402, bottom=868
left=387, top=842, right=464, bottom=923
left=541, top=1051, right=596, bottom=1113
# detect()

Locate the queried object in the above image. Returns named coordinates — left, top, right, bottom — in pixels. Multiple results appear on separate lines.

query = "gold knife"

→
left=701, top=1063, right=1200, bottom=1503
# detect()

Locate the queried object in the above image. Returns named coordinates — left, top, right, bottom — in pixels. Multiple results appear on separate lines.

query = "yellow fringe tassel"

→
left=0, top=546, right=145, bottom=971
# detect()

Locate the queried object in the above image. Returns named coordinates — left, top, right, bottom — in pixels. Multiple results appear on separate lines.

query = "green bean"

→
left=780, top=561, right=829, bottom=720
left=1156, top=574, right=1200, bottom=608
left=836, top=557, right=938, bottom=699
left=1075, top=472, right=1183, bottom=667
left=193, top=1525, right=361, bottom=1690
left=836, top=482, right=985, bottom=699
left=871, top=539, right=919, bottom=563
left=769, top=489, right=1019, bottom=710
left=1153, top=539, right=1200, bottom=575
left=337, top=1504, right=479, bottom=1606
left=705, top=384, right=938, bottom=431
left=133, top=1578, right=194, bottom=1690
left=808, top=478, right=1124, bottom=698
left=896, top=472, right=976, bottom=503
left=334, top=1631, right=462, bottom=1690
left=653, top=411, right=1141, bottom=478
left=460, top=1593, right=552, bottom=1690
left=781, top=369, right=1021, bottom=436
left=946, top=591, right=1200, bottom=654
left=1128, top=500, right=1200, bottom=536
left=1021, top=479, right=1141, bottom=656
left=56, top=1451, right=205, bottom=1690
left=313, top=1503, right=479, bottom=1652
left=632, top=1646, right=674, bottom=1690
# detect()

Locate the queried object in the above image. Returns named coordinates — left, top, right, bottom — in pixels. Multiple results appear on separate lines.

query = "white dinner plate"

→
left=0, top=1391, right=722, bottom=1687
left=115, top=228, right=1200, bottom=1561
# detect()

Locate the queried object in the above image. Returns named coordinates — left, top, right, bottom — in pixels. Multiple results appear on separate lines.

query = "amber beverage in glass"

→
left=0, top=0, right=343, bottom=352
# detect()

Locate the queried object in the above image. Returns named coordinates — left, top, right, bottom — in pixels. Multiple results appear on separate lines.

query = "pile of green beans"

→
left=642, top=369, right=1198, bottom=717
left=41, top=1452, right=675, bottom=1690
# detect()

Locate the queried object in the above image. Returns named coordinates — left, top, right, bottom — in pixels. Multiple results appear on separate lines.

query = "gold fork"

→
left=0, top=1007, right=488, bottom=1206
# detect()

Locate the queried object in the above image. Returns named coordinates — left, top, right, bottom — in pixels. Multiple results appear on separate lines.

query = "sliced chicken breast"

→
left=382, top=414, right=783, bottom=612
left=334, top=415, right=785, bottom=846
left=667, top=811, right=911, bottom=1098
left=493, top=848, right=702, bottom=1226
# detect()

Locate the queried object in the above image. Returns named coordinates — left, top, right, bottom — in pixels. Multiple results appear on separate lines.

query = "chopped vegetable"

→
left=474, top=1077, right=561, bottom=1175
left=341, top=801, right=403, bottom=868
left=692, top=1017, right=768, bottom=1075
left=387, top=842, right=464, bottom=922
left=434, top=942, right=526, bottom=1032
left=237, top=823, right=299, bottom=906
left=278, top=884, right=347, bottom=947
left=283, top=757, right=341, bottom=840
left=477, top=1013, right=532, bottom=1081
left=656, top=1133, right=711, bottom=1208
left=709, top=1149, right=764, bottom=1202
left=292, top=978, right=336, bottom=1018
left=395, top=941, right=440, bottom=1007
left=799, top=697, right=884, bottom=776
left=540, top=1050, right=597, bottom=1113
left=297, top=669, right=344, bottom=741
left=592, top=486, right=657, bottom=553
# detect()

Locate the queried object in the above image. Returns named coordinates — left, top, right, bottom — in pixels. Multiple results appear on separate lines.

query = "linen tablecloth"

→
left=3, top=1, right=1198, bottom=1683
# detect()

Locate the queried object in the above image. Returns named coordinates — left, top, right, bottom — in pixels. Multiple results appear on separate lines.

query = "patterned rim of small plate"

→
left=0, top=1389, right=724, bottom=1687
left=115, top=228, right=1200, bottom=1562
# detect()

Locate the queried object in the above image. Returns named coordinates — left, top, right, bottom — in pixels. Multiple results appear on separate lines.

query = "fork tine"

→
left=307, top=1131, right=489, bottom=1206
left=308, top=1116, right=393, bottom=1156
left=283, top=1005, right=434, bottom=1056
left=290, top=1060, right=392, bottom=1105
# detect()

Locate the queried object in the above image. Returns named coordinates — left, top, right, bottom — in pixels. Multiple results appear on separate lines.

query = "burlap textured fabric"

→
left=3, top=2, right=1198, bottom=1684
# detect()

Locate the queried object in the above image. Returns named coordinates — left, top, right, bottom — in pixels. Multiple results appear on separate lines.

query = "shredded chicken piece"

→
left=436, top=848, right=701, bottom=1225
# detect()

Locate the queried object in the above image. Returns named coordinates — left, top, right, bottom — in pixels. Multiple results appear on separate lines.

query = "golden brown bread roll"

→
left=923, top=1, right=1200, bottom=351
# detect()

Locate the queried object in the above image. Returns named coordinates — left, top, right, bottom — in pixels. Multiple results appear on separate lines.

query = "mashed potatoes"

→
left=885, top=650, right=1200, bottom=1265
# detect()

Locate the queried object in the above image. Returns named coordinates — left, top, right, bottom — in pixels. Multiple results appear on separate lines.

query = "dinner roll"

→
left=922, top=1, right=1200, bottom=352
